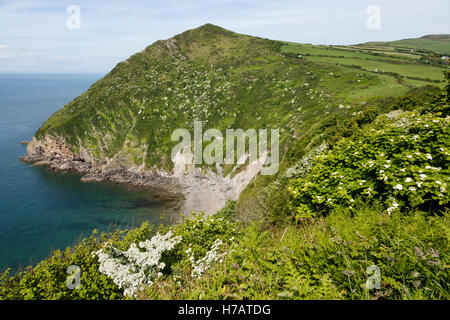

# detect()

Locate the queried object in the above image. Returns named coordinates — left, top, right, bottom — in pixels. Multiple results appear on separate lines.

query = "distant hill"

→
left=420, top=34, right=450, bottom=40
left=360, top=34, right=450, bottom=55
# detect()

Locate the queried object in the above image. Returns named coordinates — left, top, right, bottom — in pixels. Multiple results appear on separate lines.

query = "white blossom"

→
left=93, top=231, right=182, bottom=297
left=190, top=239, right=224, bottom=278
left=387, top=198, right=399, bottom=215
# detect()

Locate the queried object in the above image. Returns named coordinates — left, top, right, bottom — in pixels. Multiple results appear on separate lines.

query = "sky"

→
left=0, top=0, right=449, bottom=73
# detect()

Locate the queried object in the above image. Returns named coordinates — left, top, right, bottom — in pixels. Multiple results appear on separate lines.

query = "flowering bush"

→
left=158, top=213, right=241, bottom=279
left=288, top=110, right=449, bottom=219
left=89, top=213, right=240, bottom=297
left=94, top=231, right=182, bottom=297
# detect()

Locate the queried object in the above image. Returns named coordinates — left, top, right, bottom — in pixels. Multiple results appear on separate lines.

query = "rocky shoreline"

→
left=20, top=135, right=266, bottom=216
left=21, top=137, right=181, bottom=190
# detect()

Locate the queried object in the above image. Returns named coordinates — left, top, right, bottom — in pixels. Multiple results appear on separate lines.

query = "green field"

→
left=281, top=36, right=449, bottom=99
left=363, top=35, right=450, bottom=55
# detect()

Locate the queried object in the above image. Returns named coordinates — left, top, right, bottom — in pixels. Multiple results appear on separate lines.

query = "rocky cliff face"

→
left=22, top=134, right=177, bottom=187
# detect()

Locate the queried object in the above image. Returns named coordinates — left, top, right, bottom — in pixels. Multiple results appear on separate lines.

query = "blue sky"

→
left=0, top=0, right=449, bottom=73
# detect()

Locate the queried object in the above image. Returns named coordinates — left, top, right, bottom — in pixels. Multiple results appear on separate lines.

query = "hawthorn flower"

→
left=394, top=184, right=403, bottom=191
left=190, top=239, right=224, bottom=278
left=387, top=199, right=399, bottom=215
left=93, top=231, right=182, bottom=297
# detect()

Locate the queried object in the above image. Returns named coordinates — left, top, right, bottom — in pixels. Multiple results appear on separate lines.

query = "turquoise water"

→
left=0, top=74, right=179, bottom=271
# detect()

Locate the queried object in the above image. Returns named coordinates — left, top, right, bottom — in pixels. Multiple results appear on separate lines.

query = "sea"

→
left=0, top=74, right=179, bottom=271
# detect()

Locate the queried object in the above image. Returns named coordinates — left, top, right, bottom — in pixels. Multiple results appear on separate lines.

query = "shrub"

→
left=288, top=110, right=449, bottom=220
left=159, top=212, right=242, bottom=277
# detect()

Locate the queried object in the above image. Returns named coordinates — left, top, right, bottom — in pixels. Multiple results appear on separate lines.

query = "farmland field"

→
left=281, top=36, right=449, bottom=100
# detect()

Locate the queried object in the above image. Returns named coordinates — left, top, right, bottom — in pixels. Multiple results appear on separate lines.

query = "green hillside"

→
left=3, top=25, right=448, bottom=300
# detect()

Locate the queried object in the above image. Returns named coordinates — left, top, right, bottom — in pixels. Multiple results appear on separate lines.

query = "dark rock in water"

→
left=31, top=160, right=53, bottom=167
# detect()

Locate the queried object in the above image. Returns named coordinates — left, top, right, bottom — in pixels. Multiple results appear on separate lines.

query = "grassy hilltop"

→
left=2, top=25, right=449, bottom=300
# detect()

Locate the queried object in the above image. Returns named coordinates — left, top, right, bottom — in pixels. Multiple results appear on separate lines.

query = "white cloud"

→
left=0, top=44, right=37, bottom=59
left=0, top=43, right=62, bottom=62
